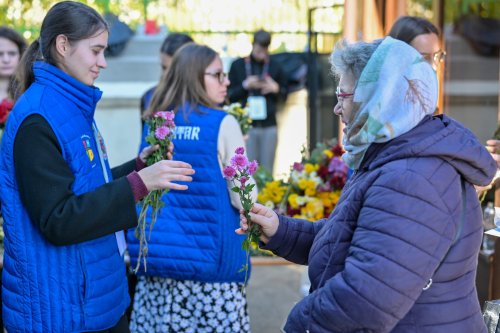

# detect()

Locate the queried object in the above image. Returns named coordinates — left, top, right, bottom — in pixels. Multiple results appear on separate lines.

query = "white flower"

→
left=225, top=302, right=236, bottom=312
left=264, top=201, right=275, bottom=209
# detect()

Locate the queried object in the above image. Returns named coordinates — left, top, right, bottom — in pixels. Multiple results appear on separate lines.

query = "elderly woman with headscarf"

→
left=238, top=37, right=495, bottom=333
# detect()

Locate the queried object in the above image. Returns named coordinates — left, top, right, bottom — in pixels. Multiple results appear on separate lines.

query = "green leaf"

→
left=231, top=186, right=240, bottom=193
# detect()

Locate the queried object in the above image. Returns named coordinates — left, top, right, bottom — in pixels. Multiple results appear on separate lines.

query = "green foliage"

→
left=1, top=0, right=342, bottom=54
left=253, top=166, right=273, bottom=191
left=135, top=111, right=175, bottom=273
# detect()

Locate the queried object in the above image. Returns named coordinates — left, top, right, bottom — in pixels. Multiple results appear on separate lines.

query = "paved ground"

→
left=246, top=263, right=306, bottom=333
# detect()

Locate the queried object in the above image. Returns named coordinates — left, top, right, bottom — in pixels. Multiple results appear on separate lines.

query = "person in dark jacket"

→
left=238, top=37, right=496, bottom=332
left=139, top=33, right=193, bottom=124
left=0, top=2, right=194, bottom=332
left=228, top=29, right=287, bottom=174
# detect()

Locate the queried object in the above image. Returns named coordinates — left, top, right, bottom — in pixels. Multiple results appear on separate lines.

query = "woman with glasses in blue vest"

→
left=127, top=43, right=257, bottom=333
left=388, top=16, right=446, bottom=71
left=0, top=2, right=194, bottom=332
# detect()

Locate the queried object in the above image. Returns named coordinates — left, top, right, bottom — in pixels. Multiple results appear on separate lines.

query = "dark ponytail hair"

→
left=16, top=1, right=108, bottom=98
left=388, top=16, right=440, bottom=45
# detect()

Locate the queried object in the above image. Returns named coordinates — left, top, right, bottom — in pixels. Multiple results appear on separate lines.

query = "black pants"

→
left=91, top=314, right=130, bottom=333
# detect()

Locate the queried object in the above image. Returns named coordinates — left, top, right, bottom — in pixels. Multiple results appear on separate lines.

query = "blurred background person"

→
left=388, top=16, right=445, bottom=71
left=228, top=29, right=287, bottom=174
left=0, top=26, right=26, bottom=119
left=127, top=43, right=257, bottom=333
left=140, top=33, right=193, bottom=126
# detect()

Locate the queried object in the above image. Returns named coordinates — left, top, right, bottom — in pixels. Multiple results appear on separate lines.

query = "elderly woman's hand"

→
left=236, top=203, right=279, bottom=244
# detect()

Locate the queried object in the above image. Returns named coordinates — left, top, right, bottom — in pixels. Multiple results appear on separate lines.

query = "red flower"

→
left=317, top=165, right=329, bottom=180
left=0, top=98, right=14, bottom=127
left=332, top=144, right=344, bottom=157
left=287, top=207, right=301, bottom=216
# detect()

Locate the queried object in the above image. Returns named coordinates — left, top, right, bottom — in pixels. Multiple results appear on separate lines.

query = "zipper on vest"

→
left=79, top=249, right=88, bottom=305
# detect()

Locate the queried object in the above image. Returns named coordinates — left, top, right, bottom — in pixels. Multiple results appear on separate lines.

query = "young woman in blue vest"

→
left=0, top=2, right=194, bottom=332
left=127, top=43, right=257, bottom=333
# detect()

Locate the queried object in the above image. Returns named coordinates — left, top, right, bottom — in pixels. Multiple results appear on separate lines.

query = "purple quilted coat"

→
left=265, top=115, right=496, bottom=333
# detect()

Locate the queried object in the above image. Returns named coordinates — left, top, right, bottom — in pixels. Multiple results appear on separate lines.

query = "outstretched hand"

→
left=236, top=203, right=279, bottom=244
left=138, top=160, right=194, bottom=191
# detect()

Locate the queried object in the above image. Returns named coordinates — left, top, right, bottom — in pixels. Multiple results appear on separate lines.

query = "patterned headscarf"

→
left=342, top=37, right=438, bottom=170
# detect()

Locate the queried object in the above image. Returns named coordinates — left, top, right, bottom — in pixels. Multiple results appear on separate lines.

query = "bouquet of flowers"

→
left=135, top=111, right=176, bottom=272
left=0, top=98, right=13, bottom=250
left=258, top=140, right=349, bottom=221
left=223, top=102, right=252, bottom=135
left=223, top=147, right=258, bottom=290
left=0, top=98, right=13, bottom=140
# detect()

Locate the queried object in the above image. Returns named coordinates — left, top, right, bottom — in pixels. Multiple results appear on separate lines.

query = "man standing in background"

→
left=228, top=29, right=287, bottom=174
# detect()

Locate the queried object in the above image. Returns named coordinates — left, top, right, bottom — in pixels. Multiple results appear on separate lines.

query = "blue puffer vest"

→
left=127, top=105, right=247, bottom=282
left=0, top=62, right=129, bottom=332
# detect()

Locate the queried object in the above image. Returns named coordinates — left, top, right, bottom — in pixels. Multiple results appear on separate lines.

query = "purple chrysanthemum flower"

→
left=293, top=162, right=304, bottom=171
left=223, top=165, right=236, bottom=179
left=328, top=157, right=348, bottom=175
left=235, top=147, right=245, bottom=155
left=247, top=160, right=258, bottom=175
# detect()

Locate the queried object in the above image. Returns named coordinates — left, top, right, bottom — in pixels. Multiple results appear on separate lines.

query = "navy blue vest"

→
left=0, top=62, right=129, bottom=332
left=127, top=105, right=248, bottom=282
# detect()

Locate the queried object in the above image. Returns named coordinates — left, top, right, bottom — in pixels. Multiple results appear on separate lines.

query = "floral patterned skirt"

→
left=129, top=276, right=251, bottom=333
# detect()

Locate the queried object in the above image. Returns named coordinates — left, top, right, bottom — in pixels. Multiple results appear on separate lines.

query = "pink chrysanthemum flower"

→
left=235, top=147, right=245, bottom=155
left=154, top=111, right=175, bottom=121
left=231, top=154, right=249, bottom=169
left=155, top=126, right=171, bottom=140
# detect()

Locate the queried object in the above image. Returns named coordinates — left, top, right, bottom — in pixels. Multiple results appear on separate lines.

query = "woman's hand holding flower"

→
left=237, top=202, right=279, bottom=244
left=135, top=110, right=179, bottom=272
left=138, top=160, right=194, bottom=191
left=139, top=142, right=174, bottom=163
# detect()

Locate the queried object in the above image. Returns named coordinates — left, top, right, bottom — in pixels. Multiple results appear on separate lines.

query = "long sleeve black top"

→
left=14, top=114, right=138, bottom=246
left=228, top=55, right=288, bottom=128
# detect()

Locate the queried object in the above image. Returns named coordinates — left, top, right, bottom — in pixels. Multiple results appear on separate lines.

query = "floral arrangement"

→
left=223, top=147, right=258, bottom=290
left=223, top=102, right=252, bottom=135
left=258, top=140, right=349, bottom=221
left=0, top=98, right=13, bottom=250
left=0, top=98, right=13, bottom=127
left=135, top=111, right=176, bottom=272
left=0, top=98, right=13, bottom=141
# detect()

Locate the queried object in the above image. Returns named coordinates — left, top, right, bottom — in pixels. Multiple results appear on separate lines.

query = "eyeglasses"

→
left=205, top=71, right=228, bottom=84
left=420, top=50, right=446, bottom=66
left=335, top=86, right=354, bottom=102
